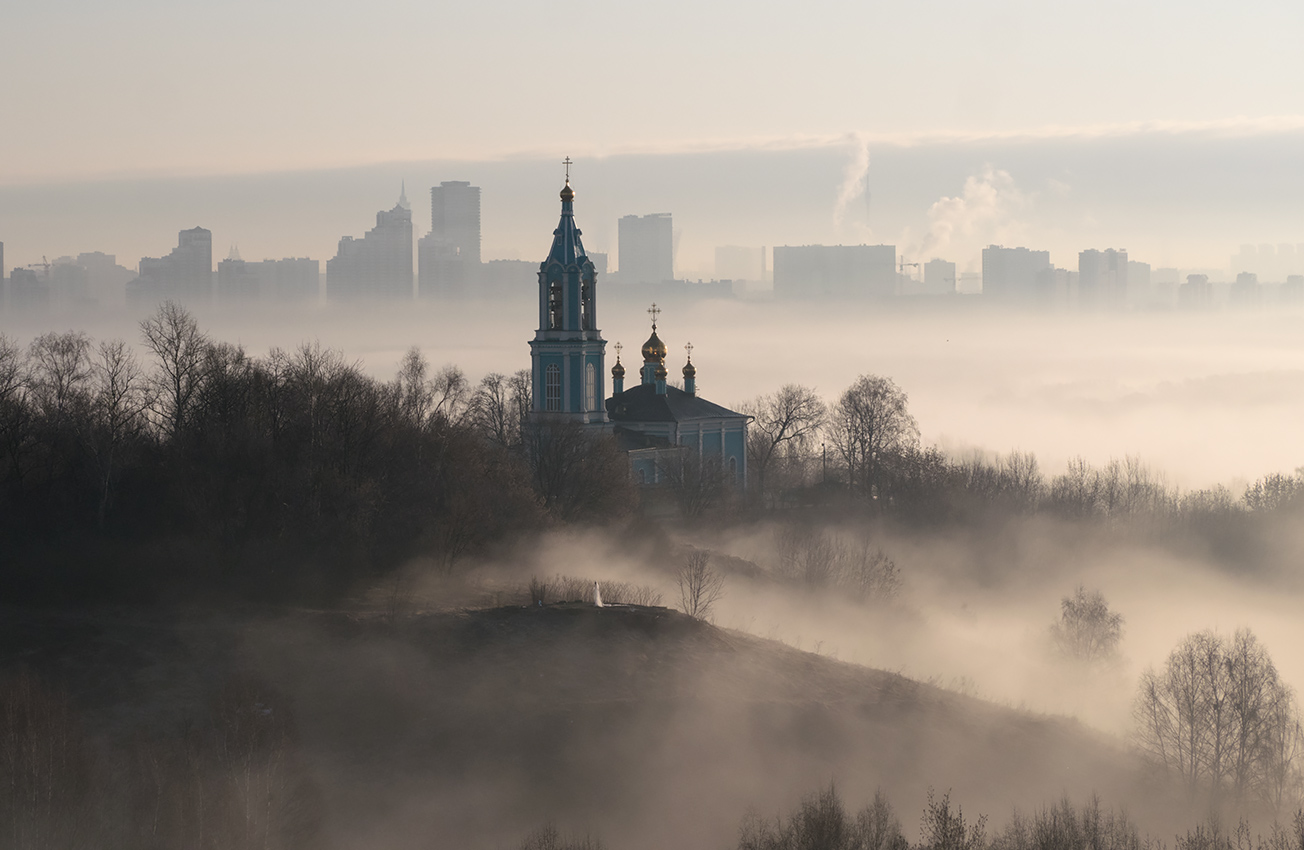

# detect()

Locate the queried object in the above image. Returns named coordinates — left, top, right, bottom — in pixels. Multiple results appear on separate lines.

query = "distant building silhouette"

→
left=8, top=268, right=48, bottom=312
left=773, top=245, right=896, bottom=298
left=618, top=213, right=673, bottom=285
left=218, top=249, right=319, bottom=303
left=1178, top=274, right=1213, bottom=309
left=327, top=190, right=413, bottom=300
left=1283, top=275, right=1304, bottom=303
left=981, top=245, right=1050, bottom=301
left=50, top=252, right=134, bottom=309
left=127, top=227, right=213, bottom=307
left=418, top=181, right=481, bottom=296
left=922, top=258, right=956, bottom=295
left=1078, top=248, right=1128, bottom=309
left=1230, top=271, right=1262, bottom=307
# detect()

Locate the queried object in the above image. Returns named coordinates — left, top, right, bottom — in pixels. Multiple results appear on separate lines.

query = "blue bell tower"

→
left=529, top=160, right=607, bottom=423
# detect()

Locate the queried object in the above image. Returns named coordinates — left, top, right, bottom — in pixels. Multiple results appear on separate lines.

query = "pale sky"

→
left=3, top=0, right=1304, bottom=273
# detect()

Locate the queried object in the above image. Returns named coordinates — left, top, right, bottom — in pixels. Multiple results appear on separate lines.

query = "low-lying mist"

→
left=3, top=296, right=1300, bottom=490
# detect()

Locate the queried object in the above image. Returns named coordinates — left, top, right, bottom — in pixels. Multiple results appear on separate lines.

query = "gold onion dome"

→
left=560, top=181, right=574, bottom=202
left=611, top=358, right=625, bottom=379
left=682, top=358, right=696, bottom=379
left=654, top=362, right=668, bottom=381
left=641, top=329, right=667, bottom=362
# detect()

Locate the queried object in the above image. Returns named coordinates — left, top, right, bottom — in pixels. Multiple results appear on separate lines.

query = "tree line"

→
left=739, top=381, right=1304, bottom=566
left=0, top=303, right=632, bottom=603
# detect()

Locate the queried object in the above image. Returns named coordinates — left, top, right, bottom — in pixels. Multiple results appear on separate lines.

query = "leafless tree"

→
left=140, top=301, right=209, bottom=437
left=829, top=375, right=919, bottom=503
left=470, top=372, right=520, bottom=448
left=1049, top=586, right=1124, bottom=664
left=659, top=450, right=728, bottom=519
left=27, top=331, right=92, bottom=420
left=88, top=339, right=151, bottom=527
left=430, top=364, right=471, bottom=427
left=1135, top=628, right=1303, bottom=812
left=742, top=383, right=826, bottom=504
left=677, top=550, right=725, bottom=620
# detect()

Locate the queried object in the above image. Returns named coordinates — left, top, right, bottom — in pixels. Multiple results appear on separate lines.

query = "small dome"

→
left=682, top=359, right=696, bottom=379
left=560, top=181, right=574, bottom=202
left=654, top=362, right=668, bottom=381
left=611, top=358, right=625, bottom=379
left=641, top=329, right=667, bottom=362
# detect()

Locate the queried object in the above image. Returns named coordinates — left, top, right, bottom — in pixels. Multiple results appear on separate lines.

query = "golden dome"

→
left=641, top=329, right=667, bottom=362
left=611, top=358, right=625, bottom=379
left=560, top=181, right=574, bottom=202
left=682, top=359, right=696, bottom=379
left=654, top=362, right=668, bottom=381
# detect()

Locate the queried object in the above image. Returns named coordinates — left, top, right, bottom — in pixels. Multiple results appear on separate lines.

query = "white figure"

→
left=594, top=581, right=604, bottom=608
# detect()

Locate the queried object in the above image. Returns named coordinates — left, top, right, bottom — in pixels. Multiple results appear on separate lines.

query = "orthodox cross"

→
left=684, top=342, right=693, bottom=360
left=562, top=156, right=573, bottom=181
left=647, top=302, right=660, bottom=328
left=614, top=341, right=623, bottom=360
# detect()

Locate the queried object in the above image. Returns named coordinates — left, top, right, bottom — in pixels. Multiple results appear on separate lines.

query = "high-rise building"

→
left=773, top=245, right=896, bottom=298
left=922, top=258, right=956, bottom=295
left=418, top=181, right=481, bottom=296
left=217, top=252, right=319, bottom=303
left=127, top=227, right=213, bottom=306
left=981, top=246, right=1051, bottom=301
left=327, top=190, right=413, bottom=300
left=1179, top=274, right=1213, bottom=309
left=617, top=213, right=673, bottom=285
left=1078, top=248, right=1128, bottom=309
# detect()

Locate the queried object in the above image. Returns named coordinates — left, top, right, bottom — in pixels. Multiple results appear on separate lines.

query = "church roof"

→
left=543, top=181, right=588, bottom=268
left=606, top=383, right=749, bottom=424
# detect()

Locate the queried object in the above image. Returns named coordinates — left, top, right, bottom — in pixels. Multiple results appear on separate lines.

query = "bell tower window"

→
left=584, top=362, right=596, bottom=411
left=548, top=275, right=563, bottom=330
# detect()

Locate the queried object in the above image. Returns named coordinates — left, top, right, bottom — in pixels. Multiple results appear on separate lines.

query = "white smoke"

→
left=917, top=165, right=1032, bottom=265
left=832, top=134, right=871, bottom=237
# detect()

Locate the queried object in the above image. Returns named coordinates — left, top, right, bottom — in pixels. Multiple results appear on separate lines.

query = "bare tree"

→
left=27, top=331, right=93, bottom=420
left=140, top=301, right=208, bottom=437
left=1135, top=628, right=1303, bottom=811
left=677, top=550, right=725, bottom=619
left=659, top=450, right=728, bottom=519
left=430, top=364, right=471, bottom=427
left=470, top=372, right=519, bottom=448
left=742, top=384, right=826, bottom=504
left=88, top=339, right=151, bottom=527
left=1049, top=586, right=1123, bottom=663
left=395, top=346, right=433, bottom=427
left=829, top=375, right=919, bottom=503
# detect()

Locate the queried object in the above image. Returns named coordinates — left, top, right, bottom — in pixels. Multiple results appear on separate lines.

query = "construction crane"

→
left=898, top=257, right=920, bottom=283
left=27, top=256, right=51, bottom=278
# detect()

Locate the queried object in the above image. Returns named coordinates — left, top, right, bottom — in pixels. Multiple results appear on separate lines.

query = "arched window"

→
left=728, top=456, right=738, bottom=478
left=637, top=468, right=646, bottom=485
left=584, top=362, right=596, bottom=411
left=548, top=278, right=563, bottom=329
left=581, top=279, right=592, bottom=330
left=545, top=364, right=561, bottom=412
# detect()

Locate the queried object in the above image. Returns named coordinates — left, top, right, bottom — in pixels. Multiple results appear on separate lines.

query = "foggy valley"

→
left=5, top=0, right=1304, bottom=847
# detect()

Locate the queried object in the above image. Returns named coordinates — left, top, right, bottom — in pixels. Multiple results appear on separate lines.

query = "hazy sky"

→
left=4, top=0, right=1304, bottom=273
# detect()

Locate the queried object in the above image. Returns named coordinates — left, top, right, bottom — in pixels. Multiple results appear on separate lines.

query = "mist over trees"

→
left=1135, top=629, right=1304, bottom=813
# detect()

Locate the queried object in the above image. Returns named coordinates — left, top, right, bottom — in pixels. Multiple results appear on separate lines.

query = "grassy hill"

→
left=1, top=601, right=1148, bottom=849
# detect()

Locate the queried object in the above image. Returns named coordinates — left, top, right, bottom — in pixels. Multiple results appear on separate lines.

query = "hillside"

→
left=1, top=602, right=1147, bottom=849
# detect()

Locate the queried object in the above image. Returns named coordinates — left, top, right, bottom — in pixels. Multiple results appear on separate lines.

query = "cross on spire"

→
left=647, top=302, right=660, bottom=328
left=614, top=341, right=623, bottom=359
left=562, top=156, right=573, bottom=182
left=684, top=342, right=693, bottom=360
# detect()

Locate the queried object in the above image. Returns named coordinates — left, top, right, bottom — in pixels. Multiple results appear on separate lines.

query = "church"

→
left=527, top=169, right=750, bottom=487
